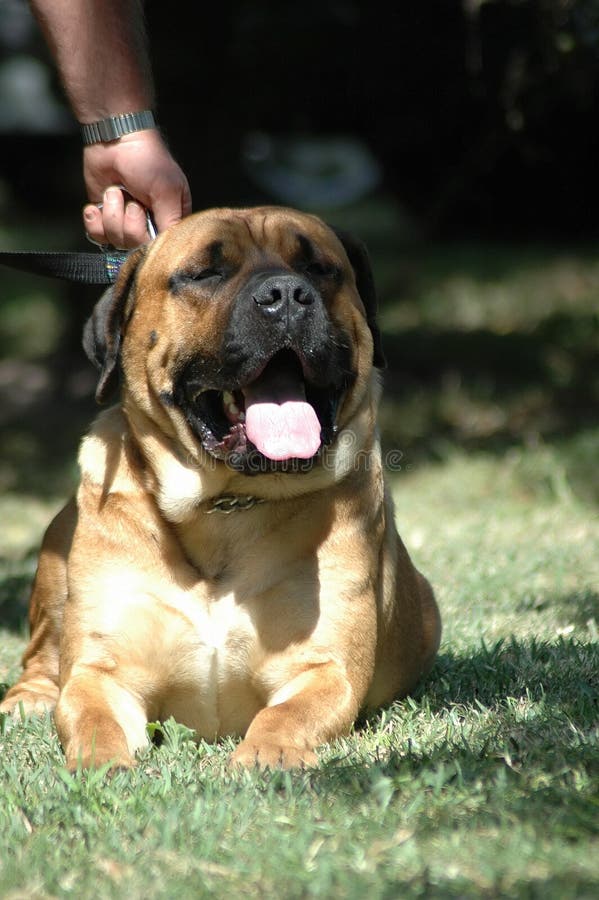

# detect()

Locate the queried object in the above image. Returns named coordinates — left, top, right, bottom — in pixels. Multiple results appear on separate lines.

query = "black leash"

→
left=0, top=208, right=155, bottom=285
left=0, top=249, right=127, bottom=285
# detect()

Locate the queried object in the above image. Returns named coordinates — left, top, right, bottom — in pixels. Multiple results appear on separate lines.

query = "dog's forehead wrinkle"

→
left=177, top=211, right=332, bottom=266
left=192, top=229, right=263, bottom=271
left=211, top=211, right=264, bottom=252
left=239, top=210, right=304, bottom=255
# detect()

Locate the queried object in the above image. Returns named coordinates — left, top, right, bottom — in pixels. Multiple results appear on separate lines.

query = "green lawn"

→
left=1, top=223, right=598, bottom=898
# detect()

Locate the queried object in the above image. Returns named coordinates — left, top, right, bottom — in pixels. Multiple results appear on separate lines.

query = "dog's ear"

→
left=82, top=248, right=145, bottom=404
left=333, top=228, right=386, bottom=369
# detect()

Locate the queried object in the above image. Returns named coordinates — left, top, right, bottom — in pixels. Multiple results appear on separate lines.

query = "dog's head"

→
left=83, top=206, right=385, bottom=478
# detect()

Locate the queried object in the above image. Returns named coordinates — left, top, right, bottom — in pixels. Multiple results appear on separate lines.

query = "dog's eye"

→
left=304, top=261, right=340, bottom=280
left=169, top=268, right=227, bottom=295
left=189, top=268, right=224, bottom=282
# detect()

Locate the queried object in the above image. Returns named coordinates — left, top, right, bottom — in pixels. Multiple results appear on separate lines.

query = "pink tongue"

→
left=243, top=357, right=323, bottom=461
left=245, top=400, right=321, bottom=460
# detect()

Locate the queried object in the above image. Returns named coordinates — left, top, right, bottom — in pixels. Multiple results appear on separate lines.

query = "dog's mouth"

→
left=180, top=350, right=343, bottom=473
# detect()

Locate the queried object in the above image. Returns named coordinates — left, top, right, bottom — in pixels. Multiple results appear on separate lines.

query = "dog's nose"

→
left=252, top=274, right=315, bottom=309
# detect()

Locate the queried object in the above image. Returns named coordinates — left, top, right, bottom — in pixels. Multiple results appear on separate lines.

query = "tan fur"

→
left=1, top=207, right=441, bottom=770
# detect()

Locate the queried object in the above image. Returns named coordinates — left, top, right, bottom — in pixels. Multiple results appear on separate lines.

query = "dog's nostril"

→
left=294, top=286, right=314, bottom=305
left=253, top=286, right=283, bottom=306
left=253, top=277, right=314, bottom=307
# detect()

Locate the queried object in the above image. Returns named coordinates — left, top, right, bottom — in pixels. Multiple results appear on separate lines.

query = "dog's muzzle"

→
left=174, top=271, right=354, bottom=474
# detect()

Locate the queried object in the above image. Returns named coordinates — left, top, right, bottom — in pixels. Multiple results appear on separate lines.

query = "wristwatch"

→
left=80, top=110, right=157, bottom=145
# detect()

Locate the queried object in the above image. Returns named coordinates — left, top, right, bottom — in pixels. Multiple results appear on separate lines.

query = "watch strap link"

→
left=80, top=110, right=156, bottom=145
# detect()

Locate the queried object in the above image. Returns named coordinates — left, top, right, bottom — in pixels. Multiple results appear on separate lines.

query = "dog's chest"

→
left=154, top=508, right=322, bottom=737
left=159, top=586, right=262, bottom=738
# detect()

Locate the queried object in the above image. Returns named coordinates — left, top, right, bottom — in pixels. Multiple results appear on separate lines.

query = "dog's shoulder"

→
left=77, top=405, right=139, bottom=497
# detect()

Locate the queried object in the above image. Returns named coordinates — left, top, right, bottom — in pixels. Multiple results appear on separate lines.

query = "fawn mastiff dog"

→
left=1, top=206, right=440, bottom=769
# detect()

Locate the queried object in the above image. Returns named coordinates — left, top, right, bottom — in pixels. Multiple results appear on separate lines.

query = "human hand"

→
left=82, top=129, right=192, bottom=248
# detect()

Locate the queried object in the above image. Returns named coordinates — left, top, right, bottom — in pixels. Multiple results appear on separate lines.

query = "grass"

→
left=0, top=214, right=598, bottom=897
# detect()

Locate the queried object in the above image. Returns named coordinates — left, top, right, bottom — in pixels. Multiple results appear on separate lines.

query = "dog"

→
left=0, top=206, right=441, bottom=770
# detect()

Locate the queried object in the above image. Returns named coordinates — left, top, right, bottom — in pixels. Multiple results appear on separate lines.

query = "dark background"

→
left=148, top=0, right=599, bottom=240
left=2, top=0, right=599, bottom=238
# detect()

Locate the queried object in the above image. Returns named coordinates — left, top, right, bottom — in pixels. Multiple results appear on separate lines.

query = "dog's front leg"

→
left=230, top=662, right=359, bottom=770
left=55, top=669, right=149, bottom=771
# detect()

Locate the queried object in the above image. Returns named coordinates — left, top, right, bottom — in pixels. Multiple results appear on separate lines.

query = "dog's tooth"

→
left=223, top=391, right=235, bottom=410
left=223, top=391, right=241, bottom=419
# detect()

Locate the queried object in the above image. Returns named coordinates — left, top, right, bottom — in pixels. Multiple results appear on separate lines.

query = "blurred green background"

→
left=0, top=0, right=598, bottom=540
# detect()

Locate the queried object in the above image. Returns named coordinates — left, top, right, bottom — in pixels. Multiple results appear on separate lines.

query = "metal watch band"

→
left=80, top=110, right=156, bottom=145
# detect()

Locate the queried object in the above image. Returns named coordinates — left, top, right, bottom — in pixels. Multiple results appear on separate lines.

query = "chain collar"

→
left=205, top=494, right=266, bottom=515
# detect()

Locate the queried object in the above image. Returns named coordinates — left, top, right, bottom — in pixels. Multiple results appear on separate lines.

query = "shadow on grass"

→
left=517, top=590, right=599, bottom=628
left=376, top=877, right=599, bottom=900
left=307, top=637, right=599, bottom=868
left=0, top=573, right=32, bottom=631
left=380, top=313, right=599, bottom=463
left=330, top=637, right=599, bottom=800
left=422, top=635, right=598, bottom=722
left=0, top=370, right=92, bottom=499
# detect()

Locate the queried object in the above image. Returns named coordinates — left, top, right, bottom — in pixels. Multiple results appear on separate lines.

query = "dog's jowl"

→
left=1, top=207, right=441, bottom=770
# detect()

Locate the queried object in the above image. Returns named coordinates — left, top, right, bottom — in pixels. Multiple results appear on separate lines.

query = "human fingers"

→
left=82, top=188, right=127, bottom=247
left=83, top=204, right=106, bottom=246
left=123, top=200, right=149, bottom=246
left=86, top=188, right=151, bottom=249
left=83, top=197, right=153, bottom=249
left=100, top=187, right=127, bottom=248
left=150, top=173, right=192, bottom=234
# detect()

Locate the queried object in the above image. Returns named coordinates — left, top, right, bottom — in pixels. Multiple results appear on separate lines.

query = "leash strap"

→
left=0, top=249, right=127, bottom=285
left=0, top=209, right=155, bottom=285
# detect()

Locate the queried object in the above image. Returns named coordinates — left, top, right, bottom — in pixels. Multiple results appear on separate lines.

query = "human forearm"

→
left=29, top=0, right=154, bottom=122
left=29, top=0, right=191, bottom=247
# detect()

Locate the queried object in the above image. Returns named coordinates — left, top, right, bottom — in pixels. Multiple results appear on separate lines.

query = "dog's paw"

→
left=65, top=749, right=136, bottom=773
left=0, top=691, right=56, bottom=718
left=229, top=739, right=318, bottom=771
